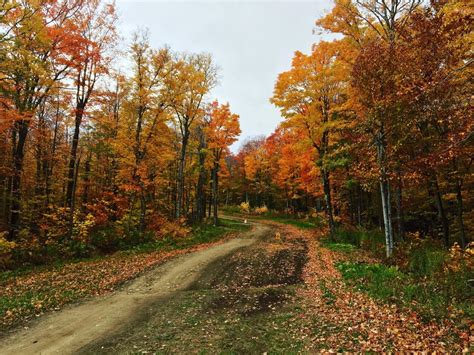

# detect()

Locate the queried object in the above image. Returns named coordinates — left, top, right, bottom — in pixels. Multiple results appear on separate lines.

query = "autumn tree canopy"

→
left=0, top=0, right=471, bottom=263
left=0, top=0, right=240, bottom=255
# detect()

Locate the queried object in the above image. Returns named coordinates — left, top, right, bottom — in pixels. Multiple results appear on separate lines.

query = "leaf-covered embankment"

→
left=295, top=224, right=471, bottom=352
left=0, top=219, right=249, bottom=331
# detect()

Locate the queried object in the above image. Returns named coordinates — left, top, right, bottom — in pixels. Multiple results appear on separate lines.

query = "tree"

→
left=117, top=32, right=173, bottom=232
left=0, top=0, right=86, bottom=239
left=65, top=0, right=117, bottom=212
left=167, top=53, right=217, bottom=219
left=206, top=101, right=240, bottom=225
left=317, top=0, right=423, bottom=257
left=271, top=41, right=348, bottom=235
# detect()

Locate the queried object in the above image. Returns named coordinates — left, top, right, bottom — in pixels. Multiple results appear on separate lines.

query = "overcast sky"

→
left=115, top=0, right=335, bottom=151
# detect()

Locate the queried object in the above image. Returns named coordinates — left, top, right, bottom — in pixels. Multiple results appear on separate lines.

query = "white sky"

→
left=115, top=0, right=335, bottom=151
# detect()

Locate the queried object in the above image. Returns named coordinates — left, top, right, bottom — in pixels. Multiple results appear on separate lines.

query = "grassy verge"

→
left=322, top=228, right=386, bottom=256
left=320, top=228, right=473, bottom=327
left=220, top=205, right=324, bottom=229
left=262, top=214, right=323, bottom=229
left=337, top=261, right=473, bottom=322
left=0, top=218, right=249, bottom=331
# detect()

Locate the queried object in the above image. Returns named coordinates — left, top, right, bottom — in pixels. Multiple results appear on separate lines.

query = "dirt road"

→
left=0, top=223, right=269, bottom=355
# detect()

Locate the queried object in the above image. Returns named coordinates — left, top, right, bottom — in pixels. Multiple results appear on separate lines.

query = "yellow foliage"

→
left=0, top=232, right=16, bottom=254
left=445, top=242, right=474, bottom=273
left=156, top=219, right=190, bottom=240
left=72, top=213, right=96, bottom=243
left=254, top=205, right=269, bottom=215
left=239, top=202, right=250, bottom=214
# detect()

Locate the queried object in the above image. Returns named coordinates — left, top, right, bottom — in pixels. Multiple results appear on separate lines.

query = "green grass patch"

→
left=321, top=241, right=356, bottom=253
left=337, top=261, right=474, bottom=322
left=406, top=246, right=447, bottom=277
left=337, top=262, right=405, bottom=301
left=319, top=280, right=336, bottom=305
left=325, top=228, right=473, bottom=325
left=220, top=205, right=242, bottom=215
left=259, top=213, right=323, bottom=229
left=328, top=228, right=385, bottom=255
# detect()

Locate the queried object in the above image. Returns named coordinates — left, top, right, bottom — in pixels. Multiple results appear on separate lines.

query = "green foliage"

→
left=319, top=280, right=336, bottom=305
left=220, top=205, right=241, bottom=215
left=328, top=228, right=385, bottom=255
left=406, top=246, right=446, bottom=277
left=322, top=242, right=356, bottom=253
left=337, top=262, right=405, bottom=301
left=264, top=213, right=324, bottom=229
left=337, top=260, right=473, bottom=321
left=327, top=229, right=473, bottom=322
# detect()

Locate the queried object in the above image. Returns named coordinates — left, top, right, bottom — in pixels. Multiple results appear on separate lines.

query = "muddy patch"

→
left=189, top=234, right=308, bottom=318
left=191, top=239, right=308, bottom=290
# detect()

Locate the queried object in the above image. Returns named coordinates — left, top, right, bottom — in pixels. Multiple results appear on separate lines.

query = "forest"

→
left=237, top=0, right=472, bottom=256
left=0, top=0, right=243, bottom=261
left=0, top=0, right=473, bottom=352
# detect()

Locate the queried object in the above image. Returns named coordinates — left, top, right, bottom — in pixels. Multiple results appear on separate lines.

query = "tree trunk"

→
left=321, top=169, right=335, bottom=235
left=176, top=131, right=189, bottom=219
left=2, top=177, right=9, bottom=224
left=67, top=154, right=81, bottom=240
left=45, top=108, right=60, bottom=205
left=208, top=180, right=212, bottom=218
left=395, top=174, right=404, bottom=240
left=139, top=191, right=146, bottom=233
left=212, top=162, right=219, bottom=226
left=82, top=153, right=91, bottom=204
left=357, top=184, right=362, bottom=226
left=66, top=106, right=85, bottom=208
left=455, top=178, right=466, bottom=248
left=379, top=178, right=394, bottom=257
left=9, top=119, right=29, bottom=240
left=376, top=128, right=393, bottom=258
left=195, top=128, right=206, bottom=222
left=432, top=175, right=449, bottom=248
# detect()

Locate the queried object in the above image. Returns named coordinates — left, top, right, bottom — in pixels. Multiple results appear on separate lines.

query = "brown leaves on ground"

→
left=0, top=239, right=229, bottom=331
left=277, top=224, right=471, bottom=352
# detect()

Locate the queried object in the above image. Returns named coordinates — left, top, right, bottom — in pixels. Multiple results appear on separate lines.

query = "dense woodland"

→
left=228, top=0, right=473, bottom=258
left=0, top=0, right=242, bottom=262
left=0, top=0, right=472, bottom=267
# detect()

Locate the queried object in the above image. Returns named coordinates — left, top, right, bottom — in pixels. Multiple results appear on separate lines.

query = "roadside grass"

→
left=337, top=260, right=473, bottom=321
left=325, top=228, right=386, bottom=256
left=320, top=228, right=473, bottom=325
left=220, top=205, right=241, bottom=215
left=263, top=214, right=323, bottom=229
left=220, top=205, right=324, bottom=229
left=320, top=241, right=356, bottom=253
left=0, top=218, right=248, bottom=331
